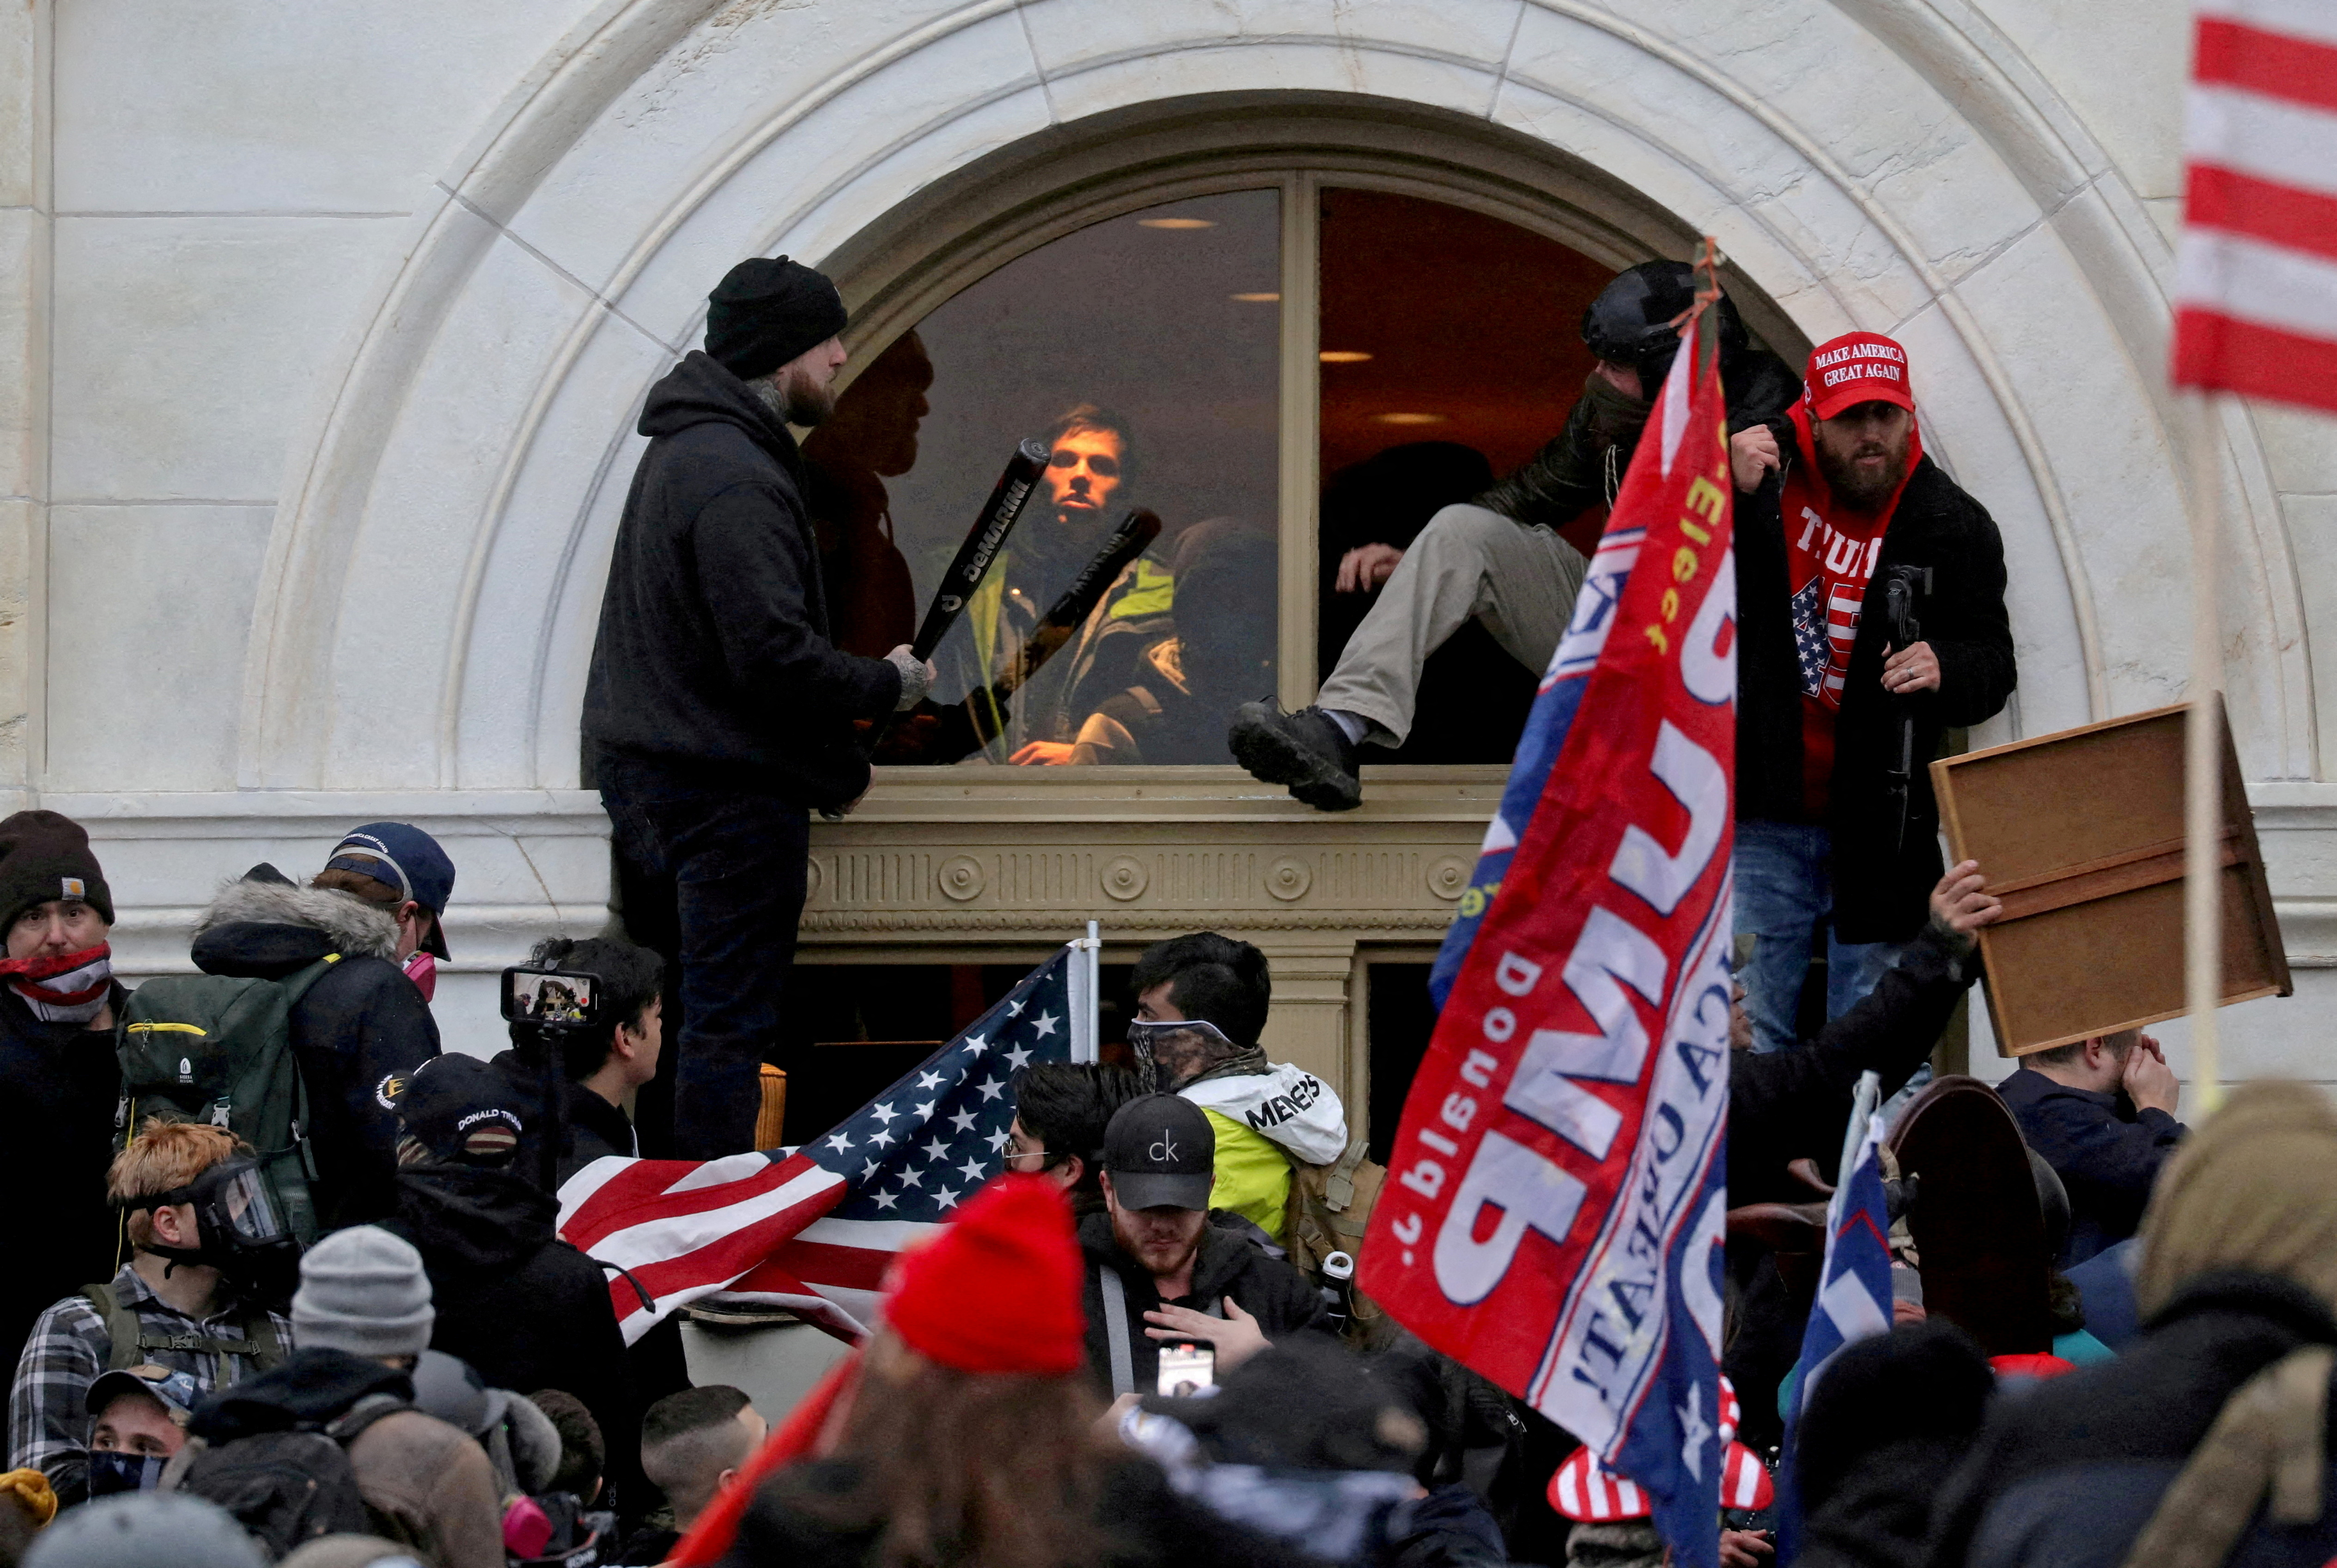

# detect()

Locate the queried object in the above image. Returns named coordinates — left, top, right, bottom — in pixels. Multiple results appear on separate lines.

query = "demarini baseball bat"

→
left=907, top=437, right=1051, bottom=662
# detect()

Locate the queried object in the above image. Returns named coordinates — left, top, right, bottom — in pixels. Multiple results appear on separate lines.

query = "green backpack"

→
left=115, top=957, right=342, bottom=1246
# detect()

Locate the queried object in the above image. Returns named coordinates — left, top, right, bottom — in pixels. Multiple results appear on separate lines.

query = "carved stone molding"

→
left=1266, top=857, right=1312, bottom=901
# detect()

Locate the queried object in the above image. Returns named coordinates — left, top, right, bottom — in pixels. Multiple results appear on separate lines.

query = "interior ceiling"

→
left=1318, top=187, right=1613, bottom=486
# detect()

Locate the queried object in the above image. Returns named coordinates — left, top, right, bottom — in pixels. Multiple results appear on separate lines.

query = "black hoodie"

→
left=381, top=1163, right=639, bottom=1509
left=191, top=867, right=442, bottom=1228
left=582, top=350, right=901, bottom=808
left=1078, top=1209, right=1331, bottom=1398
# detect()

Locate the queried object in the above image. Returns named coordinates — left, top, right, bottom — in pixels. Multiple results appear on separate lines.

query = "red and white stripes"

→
left=2174, top=0, right=2337, bottom=408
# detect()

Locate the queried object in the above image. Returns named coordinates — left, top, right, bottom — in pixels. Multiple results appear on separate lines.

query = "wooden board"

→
left=1929, top=699, right=2289, bottom=1057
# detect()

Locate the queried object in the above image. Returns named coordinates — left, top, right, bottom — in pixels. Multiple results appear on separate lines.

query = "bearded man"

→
left=1727, top=331, right=2015, bottom=1054
left=584, top=256, right=936, bottom=1158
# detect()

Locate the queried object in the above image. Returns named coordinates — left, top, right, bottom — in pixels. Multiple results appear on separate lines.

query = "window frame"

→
left=827, top=123, right=1804, bottom=774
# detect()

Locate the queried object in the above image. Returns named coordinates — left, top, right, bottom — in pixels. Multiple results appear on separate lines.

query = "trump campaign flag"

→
left=557, top=942, right=1092, bottom=1343
left=1363, top=261, right=1736, bottom=1568
left=2173, top=0, right=2337, bottom=409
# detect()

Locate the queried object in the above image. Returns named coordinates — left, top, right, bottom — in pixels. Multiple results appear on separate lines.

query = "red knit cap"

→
left=882, top=1174, right=1085, bottom=1374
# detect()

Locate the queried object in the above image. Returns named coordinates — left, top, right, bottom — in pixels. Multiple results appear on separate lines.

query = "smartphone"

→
left=1156, top=1343, right=1215, bottom=1398
left=500, top=966, right=603, bottom=1027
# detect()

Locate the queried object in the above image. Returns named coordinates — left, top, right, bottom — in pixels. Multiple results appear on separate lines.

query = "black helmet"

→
left=1581, top=260, right=1749, bottom=391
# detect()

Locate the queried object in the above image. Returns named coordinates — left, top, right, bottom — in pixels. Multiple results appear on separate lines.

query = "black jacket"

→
left=1998, top=1068, right=2187, bottom=1266
left=1477, top=352, right=1803, bottom=530
left=1737, top=447, right=2016, bottom=942
left=487, top=1048, right=638, bottom=1186
left=0, top=981, right=132, bottom=1395
left=190, top=869, right=441, bottom=1229
left=380, top=1163, right=639, bottom=1508
left=583, top=351, right=901, bottom=808
left=719, top=1454, right=1316, bottom=1568
left=1728, top=922, right=1976, bottom=1204
left=1078, top=1210, right=1332, bottom=1398
left=1931, top=1270, right=2337, bottom=1568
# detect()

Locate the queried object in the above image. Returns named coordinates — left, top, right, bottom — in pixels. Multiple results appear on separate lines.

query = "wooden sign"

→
left=1929, top=699, right=2289, bottom=1057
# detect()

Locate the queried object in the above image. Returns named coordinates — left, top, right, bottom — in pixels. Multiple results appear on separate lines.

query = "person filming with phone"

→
left=1080, top=1095, right=1331, bottom=1402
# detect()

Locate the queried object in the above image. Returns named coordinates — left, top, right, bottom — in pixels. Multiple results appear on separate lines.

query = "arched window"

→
left=812, top=174, right=1746, bottom=769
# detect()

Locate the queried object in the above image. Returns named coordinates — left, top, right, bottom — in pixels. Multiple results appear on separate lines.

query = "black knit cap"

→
left=704, top=256, right=848, bottom=381
left=0, top=809, right=113, bottom=929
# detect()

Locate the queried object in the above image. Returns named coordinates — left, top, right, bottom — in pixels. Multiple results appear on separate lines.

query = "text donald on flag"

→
left=1362, top=249, right=1738, bottom=1568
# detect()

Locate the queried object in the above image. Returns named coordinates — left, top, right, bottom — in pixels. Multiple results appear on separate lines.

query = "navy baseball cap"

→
left=326, top=822, right=456, bottom=958
left=1103, top=1094, right=1215, bottom=1211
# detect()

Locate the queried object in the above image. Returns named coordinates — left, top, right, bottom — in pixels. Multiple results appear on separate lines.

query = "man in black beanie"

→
left=584, top=255, right=935, bottom=1160
left=0, top=809, right=131, bottom=1400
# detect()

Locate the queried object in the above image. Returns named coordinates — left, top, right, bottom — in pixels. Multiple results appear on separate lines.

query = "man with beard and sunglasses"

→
left=1127, top=934, right=1347, bottom=1246
left=8, top=1121, right=293, bottom=1504
left=1727, top=331, right=2015, bottom=1055
left=0, top=811, right=133, bottom=1408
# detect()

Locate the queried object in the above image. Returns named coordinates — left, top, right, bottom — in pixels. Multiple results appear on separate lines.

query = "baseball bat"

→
left=963, top=507, right=1164, bottom=744
left=908, top=437, right=1051, bottom=662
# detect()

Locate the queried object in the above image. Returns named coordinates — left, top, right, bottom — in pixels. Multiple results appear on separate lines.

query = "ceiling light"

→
left=1138, top=217, right=1216, bottom=230
left=1319, top=350, right=1373, bottom=363
left=1373, top=412, right=1448, bottom=425
left=1230, top=292, right=1281, bottom=302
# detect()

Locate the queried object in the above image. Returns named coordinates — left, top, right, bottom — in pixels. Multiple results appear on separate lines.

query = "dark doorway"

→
left=776, top=961, right=1135, bottom=1144
left=1364, top=961, right=1439, bottom=1167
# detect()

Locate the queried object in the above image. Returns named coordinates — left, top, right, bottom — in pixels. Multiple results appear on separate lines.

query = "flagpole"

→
left=2182, top=391, right=2225, bottom=1113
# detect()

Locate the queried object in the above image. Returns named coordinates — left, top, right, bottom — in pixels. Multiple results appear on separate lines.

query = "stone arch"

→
left=237, top=0, right=2315, bottom=795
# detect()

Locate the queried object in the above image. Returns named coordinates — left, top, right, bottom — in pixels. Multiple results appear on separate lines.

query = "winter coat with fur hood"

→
left=191, top=865, right=443, bottom=1228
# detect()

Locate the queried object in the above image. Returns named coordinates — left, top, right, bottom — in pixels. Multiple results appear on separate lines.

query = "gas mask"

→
left=86, top=1449, right=168, bottom=1496
left=124, top=1156, right=301, bottom=1292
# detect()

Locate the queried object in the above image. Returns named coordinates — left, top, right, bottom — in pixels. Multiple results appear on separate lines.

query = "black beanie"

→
left=705, top=256, right=848, bottom=381
left=0, top=809, right=113, bottom=928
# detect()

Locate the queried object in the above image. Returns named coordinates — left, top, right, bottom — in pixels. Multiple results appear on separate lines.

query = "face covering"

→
left=0, top=942, right=113, bottom=1023
left=86, top=1449, right=168, bottom=1496
left=403, top=949, right=437, bottom=1004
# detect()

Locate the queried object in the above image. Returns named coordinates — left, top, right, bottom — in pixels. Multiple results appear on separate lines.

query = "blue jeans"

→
left=1733, top=820, right=1909, bottom=1055
left=597, top=751, right=811, bottom=1160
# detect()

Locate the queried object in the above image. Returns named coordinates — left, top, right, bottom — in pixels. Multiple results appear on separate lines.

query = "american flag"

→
left=557, top=943, right=1092, bottom=1343
left=1791, top=577, right=1829, bottom=698
left=2173, top=0, right=2337, bottom=410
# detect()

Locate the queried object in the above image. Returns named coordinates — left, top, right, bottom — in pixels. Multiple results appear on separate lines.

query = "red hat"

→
left=881, top=1174, right=1085, bottom=1375
left=1803, top=331, right=1915, bottom=419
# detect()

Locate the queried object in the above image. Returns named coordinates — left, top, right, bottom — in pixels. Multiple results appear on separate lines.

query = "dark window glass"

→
left=810, top=189, right=1281, bottom=767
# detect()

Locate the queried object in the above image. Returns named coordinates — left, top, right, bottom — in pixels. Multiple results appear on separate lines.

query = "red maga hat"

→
left=882, top=1173, right=1086, bottom=1375
left=1804, top=330, right=1915, bottom=419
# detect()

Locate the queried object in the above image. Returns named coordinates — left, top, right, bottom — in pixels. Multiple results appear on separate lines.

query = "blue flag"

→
left=1777, top=1077, right=1896, bottom=1560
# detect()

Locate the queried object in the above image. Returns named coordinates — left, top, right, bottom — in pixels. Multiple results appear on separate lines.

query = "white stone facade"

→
left=2, top=0, right=2331, bottom=1081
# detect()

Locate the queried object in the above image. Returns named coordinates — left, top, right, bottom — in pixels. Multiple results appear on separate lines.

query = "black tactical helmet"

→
left=1581, top=260, right=1749, bottom=392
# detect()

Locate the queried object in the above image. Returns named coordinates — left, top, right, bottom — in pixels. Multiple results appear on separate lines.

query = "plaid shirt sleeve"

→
left=6, top=1294, right=107, bottom=1500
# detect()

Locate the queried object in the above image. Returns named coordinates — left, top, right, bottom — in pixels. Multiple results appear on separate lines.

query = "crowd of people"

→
left=0, top=245, right=2314, bottom=1568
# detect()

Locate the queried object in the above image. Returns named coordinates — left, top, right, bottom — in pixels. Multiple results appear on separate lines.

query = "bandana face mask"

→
left=0, top=942, right=112, bottom=1023
left=1125, top=1016, right=1248, bottom=1090
left=86, top=1449, right=168, bottom=1496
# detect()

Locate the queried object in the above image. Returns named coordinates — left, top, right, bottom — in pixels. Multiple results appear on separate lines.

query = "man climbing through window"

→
left=1229, top=259, right=1801, bottom=809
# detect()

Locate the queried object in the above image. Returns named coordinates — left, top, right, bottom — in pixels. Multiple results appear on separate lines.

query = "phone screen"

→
left=1156, top=1343, right=1215, bottom=1398
left=501, top=967, right=601, bottom=1026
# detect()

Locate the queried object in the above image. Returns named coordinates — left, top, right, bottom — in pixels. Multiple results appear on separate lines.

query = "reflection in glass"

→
left=811, top=189, right=1281, bottom=766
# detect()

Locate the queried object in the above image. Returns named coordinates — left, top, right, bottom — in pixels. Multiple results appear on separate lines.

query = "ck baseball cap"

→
left=325, top=822, right=456, bottom=958
left=1804, top=330, right=1915, bottom=420
left=1103, top=1094, right=1215, bottom=1211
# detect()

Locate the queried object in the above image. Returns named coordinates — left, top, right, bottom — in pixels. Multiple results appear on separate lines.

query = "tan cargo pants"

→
left=1315, top=503, right=1590, bottom=746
